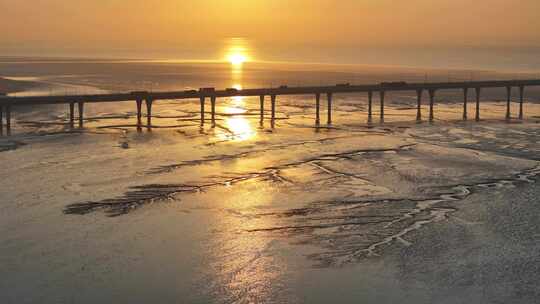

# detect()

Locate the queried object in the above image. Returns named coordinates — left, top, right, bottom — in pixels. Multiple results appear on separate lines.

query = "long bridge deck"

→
left=1, top=79, right=539, bottom=136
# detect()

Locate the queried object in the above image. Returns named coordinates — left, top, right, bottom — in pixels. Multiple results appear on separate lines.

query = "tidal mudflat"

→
left=1, top=62, right=540, bottom=303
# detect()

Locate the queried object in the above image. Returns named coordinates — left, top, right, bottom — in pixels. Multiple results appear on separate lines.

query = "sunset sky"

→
left=1, top=0, right=539, bottom=61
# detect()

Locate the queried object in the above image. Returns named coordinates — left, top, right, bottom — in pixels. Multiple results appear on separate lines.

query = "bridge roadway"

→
left=1, top=79, right=539, bottom=136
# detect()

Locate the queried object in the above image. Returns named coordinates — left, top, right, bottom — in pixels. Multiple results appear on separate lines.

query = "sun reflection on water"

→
left=213, top=39, right=257, bottom=142
left=216, top=84, right=257, bottom=142
left=202, top=177, right=285, bottom=302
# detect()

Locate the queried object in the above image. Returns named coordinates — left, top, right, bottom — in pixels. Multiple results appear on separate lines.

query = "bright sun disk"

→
left=228, top=54, right=247, bottom=65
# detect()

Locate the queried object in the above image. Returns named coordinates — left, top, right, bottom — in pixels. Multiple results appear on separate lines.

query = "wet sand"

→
left=1, top=100, right=539, bottom=303
left=1, top=61, right=540, bottom=303
left=291, top=181, right=540, bottom=304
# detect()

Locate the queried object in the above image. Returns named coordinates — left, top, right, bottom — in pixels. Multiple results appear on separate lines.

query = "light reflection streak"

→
left=202, top=181, right=285, bottom=302
left=213, top=38, right=258, bottom=142
left=216, top=84, right=256, bottom=142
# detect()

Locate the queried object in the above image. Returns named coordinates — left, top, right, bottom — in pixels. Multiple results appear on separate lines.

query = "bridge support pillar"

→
left=367, top=91, right=373, bottom=123
left=69, top=102, right=75, bottom=128
left=429, top=89, right=435, bottom=122
left=519, top=86, right=524, bottom=120
left=78, top=102, right=84, bottom=128
left=0, top=106, right=3, bottom=136
left=416, top=89, right=423, bottom=122
left=200, top=96, right=205, bottom=126
left=136, top=99, right=143, bottom=130
left=327, top=93, right=333, bottom=125
left=6, top=105, right=11, bottom=135
left=211, top=96, right=216, bottom=126
left=259, top=95, right=265, bottom=125
left=380, top=91, right=385, bottom=123
left=146, top=99, right=153, bottom=129
left=271, top=95, right=276, bottom=128
left=463, top=88, right=468, bottom=121
left=315, top=93, right=321, bottom=125
left=475, top=87, right=481, bottom=122
left=506, top=86, right=512, bottom=121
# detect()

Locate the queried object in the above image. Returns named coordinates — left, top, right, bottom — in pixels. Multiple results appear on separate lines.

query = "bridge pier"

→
left=416, top=89, right=423, bottom=122
left=199, top=96, right=205, bottom=126
left=145, top=99, right=153, bottom=128
left=259, top=95, right=265, bottom=125
left=463, top=88, right=468, bottom=121
left=315, top=93, right=321, bottom=125
left=475, top=87, right=481, bottom=121
left=380, top=91, right=385, bottom=123
left=271, top=94, right=276, bottom=128
left=211, top=96, right=216, bottom=126
left=506, top=86, right=512, bottom=120
left=6, top=105, right=11, bottom=135
left=136, top=99, right=143, bottom=130
left=78, top=102, right=84, bottom=128
left=519, top=86, right=524, bottom=120
left=0, top=106, right=3, bottom=135
left=69, top=102, right=75, bottom=128
left=327, top=93, right=333, bottom=125
left=367, top=91, right=373, bottom=123
left=429, top=89, right=435, bottom=122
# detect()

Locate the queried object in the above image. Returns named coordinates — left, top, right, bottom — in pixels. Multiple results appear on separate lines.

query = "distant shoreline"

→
left=1, top=55, right=539, bottom=75
left=0, top=77, right=43, bottom=95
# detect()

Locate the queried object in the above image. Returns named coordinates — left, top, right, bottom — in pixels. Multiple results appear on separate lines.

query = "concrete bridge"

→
left=1, top=79, right=539, bottom=136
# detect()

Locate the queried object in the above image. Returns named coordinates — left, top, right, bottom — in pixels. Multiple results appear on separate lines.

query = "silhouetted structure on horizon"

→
left=1, top=79, right=539, bottom=136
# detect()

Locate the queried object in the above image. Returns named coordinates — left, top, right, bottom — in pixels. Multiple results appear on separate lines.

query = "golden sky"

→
left=1, top=0, right=539, bottom=59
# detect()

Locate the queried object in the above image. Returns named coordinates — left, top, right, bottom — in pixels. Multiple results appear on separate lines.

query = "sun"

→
left=228, top=53, right=248, bottom=66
